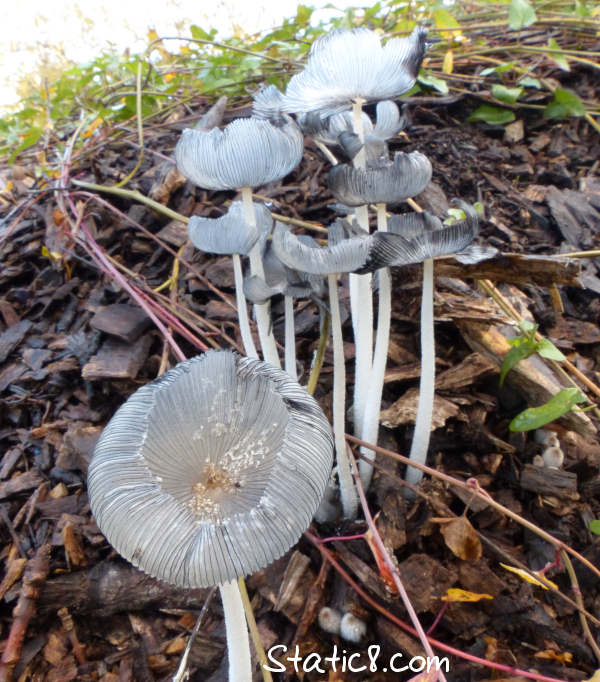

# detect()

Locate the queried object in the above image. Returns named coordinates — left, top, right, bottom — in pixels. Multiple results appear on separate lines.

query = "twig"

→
left=0, top=545, right=51, bottom=682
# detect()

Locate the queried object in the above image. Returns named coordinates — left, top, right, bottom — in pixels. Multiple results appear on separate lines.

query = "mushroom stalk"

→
left=328, top=273, right=358, bottom=519
left=232, top=253, right=258, bottom=359
left=241, top=186, right=280, bottom=367
left=284, top=295, right=297, bottom=380
left=219, top=580, right=252, bottom=682
left=359, top=203, right=391, bottom=489
left=405, top=257, right=435, bottom=494
left=349, top=98, right=373, bottom=440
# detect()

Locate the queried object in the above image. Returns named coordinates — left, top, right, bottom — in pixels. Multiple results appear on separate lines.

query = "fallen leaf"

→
left=442, top=588, right=493, bottom=602
left=499, top=563, right=558, bottom=590
left=535, top=649, right=573, bottom=664
left=432, top=516, right=482, bottom=561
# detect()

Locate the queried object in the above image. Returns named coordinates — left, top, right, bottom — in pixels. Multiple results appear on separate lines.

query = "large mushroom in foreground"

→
left=88, top=349, right=333, bottom=681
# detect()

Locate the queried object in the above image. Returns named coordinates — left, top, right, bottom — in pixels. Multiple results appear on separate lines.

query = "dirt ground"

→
left=0, top=63, right=599, bottom=681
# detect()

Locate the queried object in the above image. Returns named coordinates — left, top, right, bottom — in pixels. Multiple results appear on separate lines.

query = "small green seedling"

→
left=500, top=320, right=565, bottom=387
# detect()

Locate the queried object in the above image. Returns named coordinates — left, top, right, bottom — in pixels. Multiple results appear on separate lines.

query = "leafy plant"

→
left=500, top=320, right=565, bottom=387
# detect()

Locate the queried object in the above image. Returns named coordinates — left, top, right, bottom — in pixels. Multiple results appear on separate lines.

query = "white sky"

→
left=0, top=0, right=359, bottom=109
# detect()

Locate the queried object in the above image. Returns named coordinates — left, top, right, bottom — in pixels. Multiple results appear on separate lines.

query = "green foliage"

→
left=509, top=388, right=586, bottom=431
left=468, top=105, right=516, bottom=125
left=508, top=0, right=537, bottom=30
left=500, top=320, right=565, bottom=387
left=589, top=520, right=600, bottom=535
left=544, top=88, right=586, bottom=119
left=492, top=84, right=523, bottom=104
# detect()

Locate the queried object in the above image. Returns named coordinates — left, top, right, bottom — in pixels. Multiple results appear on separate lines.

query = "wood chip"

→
left=435, top=352, right=498, bottom=392
left=0, top=319, right=32, bottom=363
left=380, top=387, right=460, bottom=429
left=520, top=463, right=579, bottom=500
left=82, top=335, right=152, bottom=380
left=90, top=304, right=151, bottom=343
left=0, top=470, right=44, bottom=500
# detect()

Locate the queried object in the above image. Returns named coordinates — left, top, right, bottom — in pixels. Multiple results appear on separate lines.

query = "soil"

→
left=0, top=65, right=599, bottom=681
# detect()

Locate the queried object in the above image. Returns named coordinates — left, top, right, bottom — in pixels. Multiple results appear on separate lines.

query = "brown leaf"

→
left=435, top=516, right=482, bottom=561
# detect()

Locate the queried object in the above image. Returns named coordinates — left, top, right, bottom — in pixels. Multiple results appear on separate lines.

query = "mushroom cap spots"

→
left=88, top=350, right=333, bottom=588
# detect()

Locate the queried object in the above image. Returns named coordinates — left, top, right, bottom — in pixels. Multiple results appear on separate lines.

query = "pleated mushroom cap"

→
left=88, top=350, right=333, bottom=588
left=282, top=26, right=428, bottom=116
left=175, top=116, right=304, bottom=191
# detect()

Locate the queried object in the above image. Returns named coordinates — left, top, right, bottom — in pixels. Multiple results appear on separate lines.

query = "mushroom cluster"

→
left=89, top=21, right=494, bottom=681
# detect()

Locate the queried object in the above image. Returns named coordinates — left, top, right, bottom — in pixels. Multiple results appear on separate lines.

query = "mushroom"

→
left=88, top=349, right=333, bottom=681
left=187, top=200, right=273, bottom=359
left=283, top=29, right=428, bottom=470
left=175, top=87, right=304, bottom=366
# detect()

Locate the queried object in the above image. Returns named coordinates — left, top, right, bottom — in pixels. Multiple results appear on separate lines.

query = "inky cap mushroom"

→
left=282, top=26, right=428, bottom=116
left=175, top=116, right=304, bottom=191
left=328, top=150, right=432, bottom=206
left=88, top=350, right=333, bottom=588
left=187, top=201, right=273, bottom=256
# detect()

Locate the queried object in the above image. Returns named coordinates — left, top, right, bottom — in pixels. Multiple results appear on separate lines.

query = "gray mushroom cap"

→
left=88, top=350, right=334, bottom=588
left=328, top=150, right=432, bottom=206
left=361, top=204, right=481, bottom=272
left=282, top=26, right=428, bottom=116
left=187, top=201, right=273, bottom=256
left=175, top=116, right=304, bottom=191
left=272, top=221, right=371, bottom=275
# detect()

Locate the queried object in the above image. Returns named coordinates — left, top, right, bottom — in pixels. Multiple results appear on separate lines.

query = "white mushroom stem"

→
left=359, top=203, right=391, bottom=490
left=284, top=294, right=297, bottom=380
left=219, top=580, right=252, bottom=682
left=405, top=257, right=435, bottom=494
left=232, top=254, right=258, bottom=359
left=241, top=186, right=280, bottom=367
left=328, top=273, right=358, bottom=519
left=350, top=98, right=373, bottom=440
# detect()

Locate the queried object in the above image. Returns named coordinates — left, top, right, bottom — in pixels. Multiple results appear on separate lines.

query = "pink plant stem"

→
left=305, top=530, right=570, bottom=682
left=427, top=602, right=449, bottom=636
left=73, top=190, right=238, bottom=313
left=347, top=447, right=446, bottom=682
left=318, top=532, right=366, bottom=544
left=75, top=218, right=186, bottom=363
left=133, top=287, right=208, bottom=351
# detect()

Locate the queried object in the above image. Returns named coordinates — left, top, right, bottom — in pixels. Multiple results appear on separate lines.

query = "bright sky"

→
left=0, top=0, right=358, bottom=109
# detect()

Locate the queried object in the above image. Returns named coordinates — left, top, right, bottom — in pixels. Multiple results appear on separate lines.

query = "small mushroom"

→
left=88, top=350, right=333, bottom=681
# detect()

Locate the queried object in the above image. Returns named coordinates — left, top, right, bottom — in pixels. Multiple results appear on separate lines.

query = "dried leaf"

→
left=434, top=516, right=482, bottom=561
left=534, top=649, right=573, bottom=664
left=442, top=588, right=493, bottom=602
left=500, top=563, right=558, bottom=590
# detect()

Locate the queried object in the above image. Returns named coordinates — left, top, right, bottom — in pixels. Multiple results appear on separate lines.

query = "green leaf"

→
left=295, top=5, right=313, bottom=24
left=433, top=8, right=461, bottom=35
left=547, top=38, right=570, bottom=71
left=417, top=71, right=449, bottom=94
left=589, top=520, right=600, bottom=535
left=509, top=388, right=586, bottom=432
left=519, top=75, right=541, bottom=89
left=536, top=338, right=566, bottom=362
left=500, top=341, right=537, bottom=386
left=492, top=84, right=524, bottom=104
left=468, top=105, right=515, bottom=125
left=574, top=0, right=590, bottom=17
left=508, top=0, right=537, bottom=30
left=480, top=62, right=516, bottom=76
left=544, top=88, right=585, bottom=119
